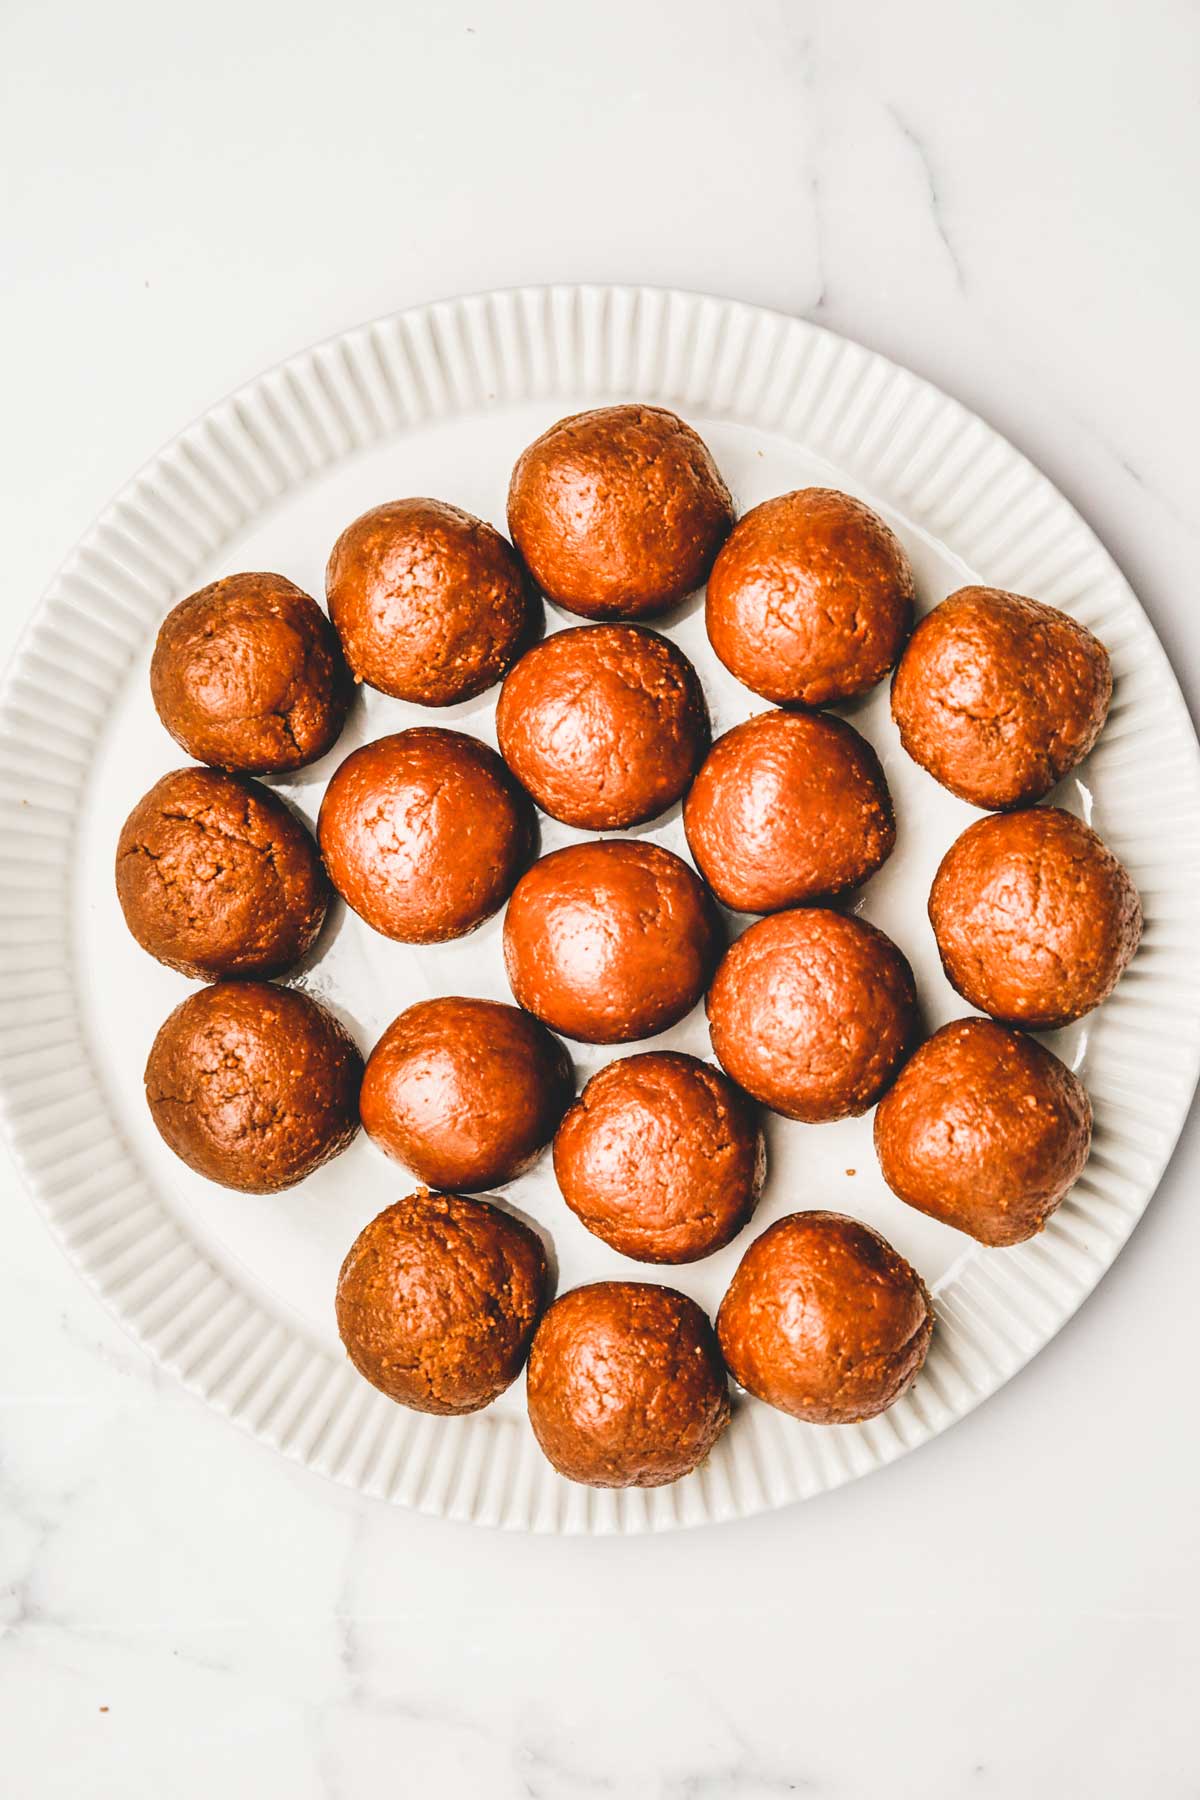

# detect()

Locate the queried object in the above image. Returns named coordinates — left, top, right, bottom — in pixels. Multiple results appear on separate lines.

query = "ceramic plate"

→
left=3, top=286, right=1198, bottom=1533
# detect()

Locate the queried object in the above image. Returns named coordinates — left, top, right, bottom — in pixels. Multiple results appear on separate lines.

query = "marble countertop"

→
left=3, top=2, right=1198, bottom=1794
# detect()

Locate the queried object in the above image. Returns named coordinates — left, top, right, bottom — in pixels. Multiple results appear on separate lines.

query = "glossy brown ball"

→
left=318, top=728, right=533, bottom=943
left=144, top=981, right=361, bottom=1193
left=874, top=1018, right=1093, bottom=1246
left=336, top=1191, right=548, bottom=1414
left=116, top=767, right=328, bottom=981
left=150, top=572, right=350, bottom=773
left=891, top=586, right=1112, bottom=810
left=360, top=998, right=574, bottom=1191
left=717, top=1212, right=933, bottom=1424
left=929, top=807, right=1142, bottom=1029
left=706, top=909, right=917, bottom=1122
left=553, top=1052, right=765, bottom=1263
left=683, top=708, right=895, bottom=912
left=326, top=498, right=536, bottom=704
left=507, top=404, right=734, bottom=620
left=526, top=1282, right=730, bottom=1487
left=706, top=488, right=915, bottom=705
left=503, top=841, right=721, bottom=1044
left=496, top=624, right=709, bottom=829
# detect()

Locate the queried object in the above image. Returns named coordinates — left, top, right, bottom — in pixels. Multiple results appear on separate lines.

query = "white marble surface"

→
left=3, top=2, right=1199, bottom=1794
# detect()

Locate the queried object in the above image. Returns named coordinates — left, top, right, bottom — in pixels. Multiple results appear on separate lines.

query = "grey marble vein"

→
left=886, top=103, right=966, bottom=291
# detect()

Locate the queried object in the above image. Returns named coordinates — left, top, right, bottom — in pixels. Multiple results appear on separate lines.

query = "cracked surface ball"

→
left=928, top=806, right=1142, bottom=1028
left=874, top=1017, right=1093, bottom=1246
left=496, top=623, right=709, bottom=829
left=507, top=404, right=734, bottom=620
left=526, top=1281, right=730, bottom=1487
left=891, top=586, right=1112, bottom=810
left=144, top=980, right=362, bottom=1192
left=717, top=1211, right=933, bottom=1424
left=503, top=840, right=721, bottom=1043
left=319, top=727, right=533, bottom=943
left=706, top=908, right=918, bottom=1122
left=553, top=1051, right=764, bottom=1263
left=705, top=487, right=915, bottom=705
left=150, top=572, right=350, bottom=773
left=335, top=1190, right=548, bottom=1415
left=326, top=497, right=537, bottom=704
left=115, top=766, right=329, bottom=980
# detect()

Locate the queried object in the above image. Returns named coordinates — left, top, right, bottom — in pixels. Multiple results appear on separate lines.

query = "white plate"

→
left=3, top=286, right=1199, bottom=1534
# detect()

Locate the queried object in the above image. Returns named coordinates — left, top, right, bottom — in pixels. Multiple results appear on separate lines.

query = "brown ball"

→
left=144, top=981, right=361, bottom=1193
left=526, top=1282, right=730, bottom=1487
left=507, top=404, right=734, bottom=620
left=150, top=572, right=351, bottom=773
left=326, top=498, right=536, bottom=704
left=717, top=1212, right=933, bottom=1424
left=496, top=624, right=709, bottom=830
left=705, top=488, right=915, bottom=705
left=336, top=1191, right=547, bottom=1415
left=360, top=997, right=574, bottom=1191
left=706, top=909, right=917, bottom=1122
left=503, top=841, right=721, bottom=1044
left=683, top=708, right=895, bottom=912
left=553, top=1052, right=765, bottom=1263
left=874, top=1018, right=1092, bottom=1246
left=115, top=767, right=328, bottom=981
left=928, top=807, right=1142, bottom=1029
left=318, top=728, right=533, bottom=944
left=891, top=586, right=1113, bottom=810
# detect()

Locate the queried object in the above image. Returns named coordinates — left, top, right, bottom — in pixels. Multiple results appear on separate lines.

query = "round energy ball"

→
left=552, top=1051, right=765, bottom=1263
left=503, top=841, right=721, bottom=1044
left=874, top=1017, right=1093, bottom=1246
left=705, top=488, right=915, bottom=705
left=150, top=572, right=350, bottom=773
left=115, top=766, right=328, bottom=981
left=326, top=497, right=536, bottom=704
left=891, top=586, right=1112, bottom=810
left=683, top=707, right=895, bottom=912
left=360, top=997, right=574, bottom=1191
left=318, top=728, right=533, bottom=943
left=144, top=981, right=361, bottom=1192
left=706, top=909, right=918, bottom=1122
left=336, top=1191, right=548, bottom=1414
left=717, top=1212, right=933, bottom=1424
left=928, top=807, right=1142, bottom=1029
left=496, top=623, right=709, bottom=830
left=507, top=404, right=734, bottom=619
left=526, top=1282, right=730, bottom=1487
